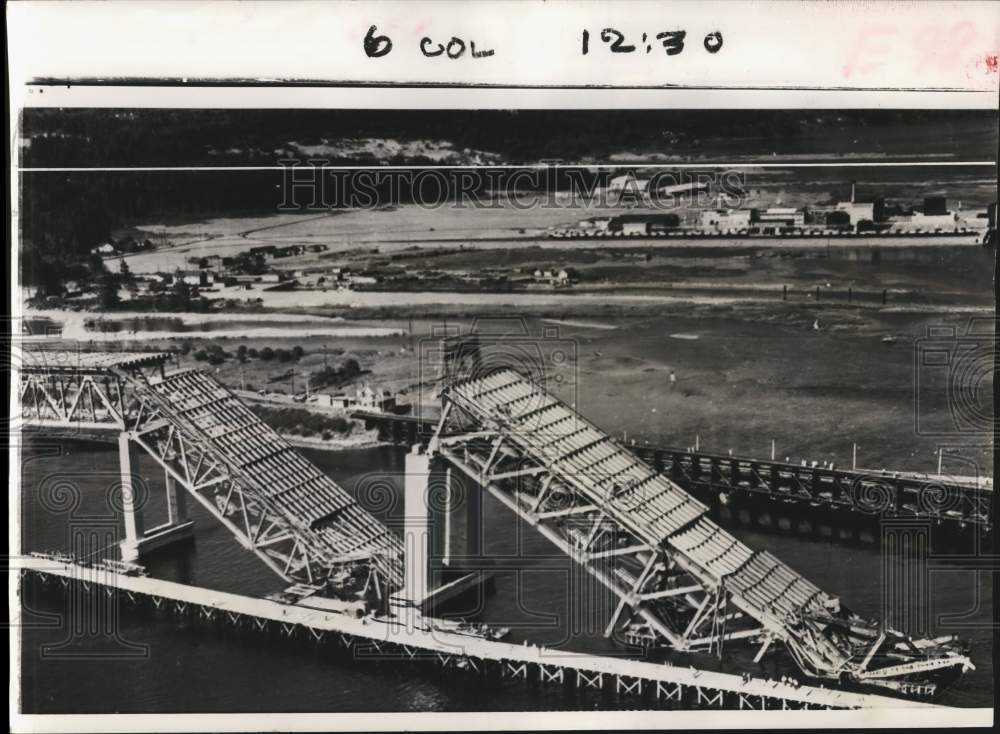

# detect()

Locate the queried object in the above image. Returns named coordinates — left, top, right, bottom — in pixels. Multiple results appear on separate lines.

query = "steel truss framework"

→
left=434, top=410, right=762, bottom=657
left=19, top=352, right=403, bottom=593
left=432, top=369, right=974, bottom=695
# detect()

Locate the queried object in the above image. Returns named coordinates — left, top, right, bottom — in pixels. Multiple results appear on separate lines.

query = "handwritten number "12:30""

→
left=582, top=28, right=723, bottom=55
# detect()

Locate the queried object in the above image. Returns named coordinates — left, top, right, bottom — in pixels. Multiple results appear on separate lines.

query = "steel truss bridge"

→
left=431, top=369, right=974, bottom=696
left=19, top=350, right=403, bottom=595
left=18, top=349, right=974, bottom=697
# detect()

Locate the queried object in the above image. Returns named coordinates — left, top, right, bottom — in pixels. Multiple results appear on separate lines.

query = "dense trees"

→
left=97, top=272, right=121, bottom=309
left=23, top=109, right=984, bottom=170
left=192, top=343, right=229, bottom=365
left=249, top=405, right=354, bottom=438
left=309, top=357, right=361, bottom=389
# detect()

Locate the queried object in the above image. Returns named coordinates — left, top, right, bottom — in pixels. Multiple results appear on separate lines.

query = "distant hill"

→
left=21, top=109, right=997, bottom=167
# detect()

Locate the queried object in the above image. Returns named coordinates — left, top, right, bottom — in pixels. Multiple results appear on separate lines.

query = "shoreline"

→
left=19, top=427, right=390, bottom=455
left=281, top=431, right=390, bottom=453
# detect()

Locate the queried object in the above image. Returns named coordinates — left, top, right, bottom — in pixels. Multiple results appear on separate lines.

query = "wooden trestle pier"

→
left=353, top=411, right=992, bottom=532
left=17, top=554, right=937, bottom=711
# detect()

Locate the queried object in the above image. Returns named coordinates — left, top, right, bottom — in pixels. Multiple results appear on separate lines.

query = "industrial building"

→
left=578, top=216, right=613, bottom=231
left=700, top=209, right=754, bottom=231
left=884, top=198, right=990, bottom=233
left=699, top=207, right=806, bottom=232
left=558, top=185, right=992, bottom=240
left=834, top=184, right=885, bottom=225
left=607, top=213, right=681, bottom=235
left=755, top=207, right=806, bottom=230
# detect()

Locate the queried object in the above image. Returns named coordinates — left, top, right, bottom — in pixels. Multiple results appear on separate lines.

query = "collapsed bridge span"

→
left=19, top=349, right=404, bottom=594
left=432, top=368, right=974, bottom=697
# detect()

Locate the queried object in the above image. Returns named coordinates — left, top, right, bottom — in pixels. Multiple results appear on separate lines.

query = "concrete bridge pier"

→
left=165, top=473, right=188, bottom=527
left=389, top=445, right=432, bottom=628
left=391, top=444, right=492, bottom=622
left=441, top=465, right=453, bottom=567
left=465, top=471, right=482, bottom=559
left=118, top=432, right=194, bottom=563
left=404, top=446, right=432, bottom=606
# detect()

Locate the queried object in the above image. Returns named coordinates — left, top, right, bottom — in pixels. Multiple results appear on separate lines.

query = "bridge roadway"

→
left=16, top=554, right=938, bottom=711
left=352, top=410, right=992, bottom=531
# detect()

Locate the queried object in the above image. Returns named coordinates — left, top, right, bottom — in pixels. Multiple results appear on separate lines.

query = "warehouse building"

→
left=608, top=213, right=681, bottom=235
left=700, top=209, right=755, bottom=230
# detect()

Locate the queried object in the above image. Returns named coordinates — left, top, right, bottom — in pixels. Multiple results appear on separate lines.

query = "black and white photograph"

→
left=7, top=1, right=998, bottom=731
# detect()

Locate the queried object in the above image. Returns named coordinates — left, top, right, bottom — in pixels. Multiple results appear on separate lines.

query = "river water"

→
left=18, top=440, right=994, bottom=712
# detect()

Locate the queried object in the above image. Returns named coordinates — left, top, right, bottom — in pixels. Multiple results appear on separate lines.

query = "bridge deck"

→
left=144, top=370, right=405, bottom=585
left=449, top=371, right=839, bottom=636
left=20, top=348, right=171, bottom=373
left=16, top=555, right=936, bottom=711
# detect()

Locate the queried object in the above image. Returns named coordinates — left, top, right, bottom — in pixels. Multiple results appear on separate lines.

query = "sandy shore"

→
left=20, top=309, right=404, bottom=341
left=281, top=431, right=387, bottom=452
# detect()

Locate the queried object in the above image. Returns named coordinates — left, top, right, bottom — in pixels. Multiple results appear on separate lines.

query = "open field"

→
left=21, top=310, right=405, bottom=342
left=119, top=242, right=992, bottom=313
left=115, top=210, right=993, bottom=275
left=73, top=300, right=992, bottom=479
left=111, top=161, right=997, bottom=275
